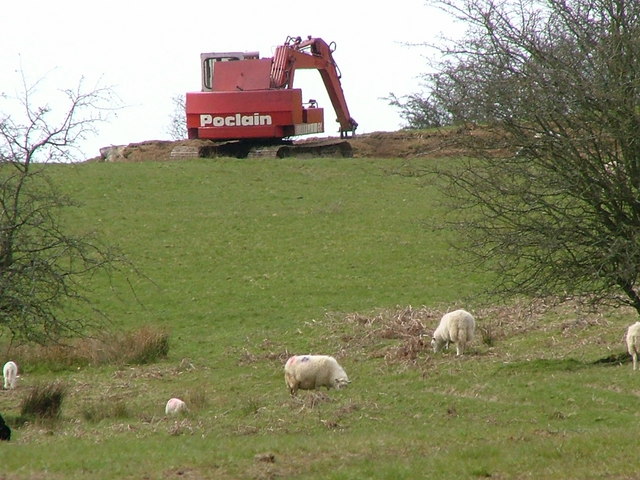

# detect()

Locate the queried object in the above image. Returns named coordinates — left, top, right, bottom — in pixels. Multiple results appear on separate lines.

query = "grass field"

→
left=0, top=156, right=637, bottom=479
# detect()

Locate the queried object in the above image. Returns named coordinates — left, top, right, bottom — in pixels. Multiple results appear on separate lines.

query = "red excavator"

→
left=182, top=35, right=358, bottom=158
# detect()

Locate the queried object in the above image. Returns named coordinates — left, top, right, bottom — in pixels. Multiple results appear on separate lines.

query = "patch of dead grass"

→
left=237, top=297, right=631, bottom=371
left=333, top=297, right=623, bottom=366
left=9, top=325, right=169, bottom=369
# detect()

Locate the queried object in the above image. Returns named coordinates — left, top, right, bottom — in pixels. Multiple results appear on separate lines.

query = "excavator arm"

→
left=270, top=36, right=358, bottom=137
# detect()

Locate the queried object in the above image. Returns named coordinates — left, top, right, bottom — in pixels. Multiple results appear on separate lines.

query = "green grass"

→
left=0, top=156, right=636, bottom=479
left=59, top=157, right=480, bottom=349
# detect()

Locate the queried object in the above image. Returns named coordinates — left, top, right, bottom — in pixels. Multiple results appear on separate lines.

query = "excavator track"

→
left=276, top=139, right=353, bottom=158
left=246, top=145, right=285, bottom=158
left=248, top=139, right=352, bottom=158
left=171, top=139, right=353, bottom=159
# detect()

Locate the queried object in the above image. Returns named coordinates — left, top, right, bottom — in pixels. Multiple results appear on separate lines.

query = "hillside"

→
left=0, top=152, right=636, bottom=480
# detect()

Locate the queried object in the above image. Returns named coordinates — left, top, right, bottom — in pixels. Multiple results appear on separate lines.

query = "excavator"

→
left=179, top=35, right=358, bottom=158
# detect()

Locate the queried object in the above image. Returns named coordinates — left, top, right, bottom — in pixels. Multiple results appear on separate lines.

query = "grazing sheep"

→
left=3, top=361, right=18, bottom=390
left=0, top=413, right=10, bottom=441
left=431, top=309, right=476, bottom=356
left=284, top=355, right=350, bottom=396
left=626, top=322, right=640, bottom=370
left=165, top=397, right=187, bottom=415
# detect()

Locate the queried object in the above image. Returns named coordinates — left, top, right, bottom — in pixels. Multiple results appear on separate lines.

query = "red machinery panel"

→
left=211, top=59, right=273, bottom=91
left=303, top=107, right=323, bottom=124
left=187, top=89, right=320, bottom=140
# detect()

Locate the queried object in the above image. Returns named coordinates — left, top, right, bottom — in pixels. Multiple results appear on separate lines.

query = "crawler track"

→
left=170, top=139, right=353, bottom=159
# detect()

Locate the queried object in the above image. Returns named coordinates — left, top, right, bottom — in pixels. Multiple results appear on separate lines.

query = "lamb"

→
left=3, top=361, right=18, bottom=390
left=284, top=355, right=350, bottom=396
left=431, top=309, right=476, bottom=356
left=165, top=397, right=187, bottom=415
left=626, top=321, right=640, bottom=370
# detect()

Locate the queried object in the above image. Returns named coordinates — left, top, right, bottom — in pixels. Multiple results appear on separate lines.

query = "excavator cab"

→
left=200, top=52, right=269, bottom=92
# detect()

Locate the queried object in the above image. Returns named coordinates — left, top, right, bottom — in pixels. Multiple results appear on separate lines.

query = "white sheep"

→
left=165, top=397, right=188, bottom=415
left=2, top=361, right=18, bottom=390
left=431, top=309, right=476, bottom=356
left=284, top=355, right=350, bottom=396
left=626, top=321, right=640, bottom=370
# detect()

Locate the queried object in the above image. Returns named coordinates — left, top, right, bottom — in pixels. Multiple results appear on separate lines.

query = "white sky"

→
left=1, top=1, right=456, bottom=159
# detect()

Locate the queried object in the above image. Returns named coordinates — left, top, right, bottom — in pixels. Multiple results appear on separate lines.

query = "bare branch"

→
left=0, top=71, right=131, bottom=344
left=423, top=0, right=640, bottom=313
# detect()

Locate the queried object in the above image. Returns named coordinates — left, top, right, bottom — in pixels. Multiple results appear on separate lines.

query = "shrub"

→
left=122, top=326, right=170, bottom=365
left=21, top=382, right=67, bottom=420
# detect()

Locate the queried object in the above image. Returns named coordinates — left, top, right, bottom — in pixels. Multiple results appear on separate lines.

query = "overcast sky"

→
left=1, top=1, right=457, bottom=159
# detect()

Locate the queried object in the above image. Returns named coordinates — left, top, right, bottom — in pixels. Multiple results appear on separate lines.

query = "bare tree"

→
left=425, top=0, right=640, bottom=313
left=167, top=94, right=187, bottom=140
left=0, top=73, right=127, bottom=344
left=386, top=91, right=453, bottom=129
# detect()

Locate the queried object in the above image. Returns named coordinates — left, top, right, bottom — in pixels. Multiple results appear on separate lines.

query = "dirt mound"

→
left=87, top=139, right=215, bottom=163
left=88, top=126, right=510, bottom=162
left=349, top=129, right=466, bottom=158
left=346, top=126, right=512, bottom=158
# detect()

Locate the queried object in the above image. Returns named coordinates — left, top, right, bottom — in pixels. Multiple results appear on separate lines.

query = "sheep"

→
left=3, top=361, right=18, bottom=390
left=165, top=397, right=188, bottom=415
left=626, top=321, right=640, bottom=370
left=0, top=413, right=10, bottom=441
left=284, top=355, right=350, bottom=396
left=431, top=309, right=476, bottom=356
